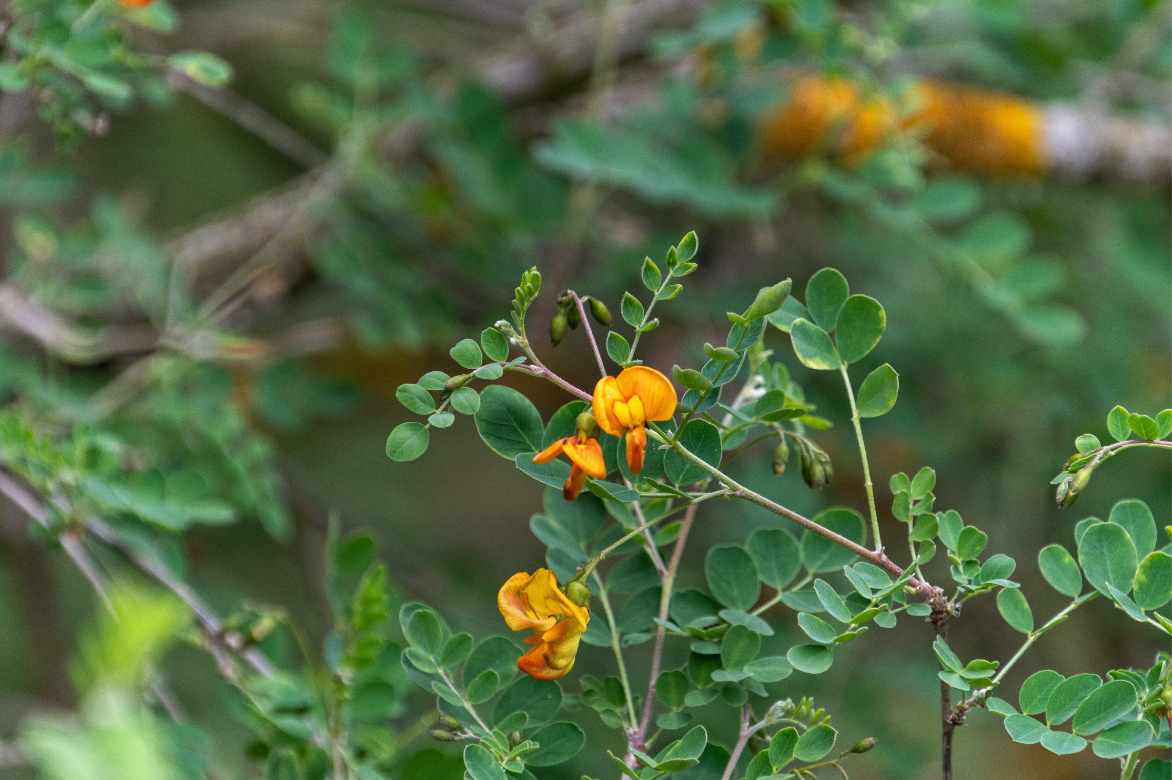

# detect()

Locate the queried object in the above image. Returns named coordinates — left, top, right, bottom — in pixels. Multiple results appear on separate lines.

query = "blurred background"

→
left=0, top=0, right=1169, bottom=777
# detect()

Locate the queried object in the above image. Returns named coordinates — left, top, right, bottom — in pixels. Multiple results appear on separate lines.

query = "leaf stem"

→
left=1119, top=751, right=1140, bottom=780
left=719, top=705, right=753, bottom=780
left=838, top=363, right=882, bottom=552
left=437, top=668, right=494, bottom=739
left=627, top=269, right=672, bottom=362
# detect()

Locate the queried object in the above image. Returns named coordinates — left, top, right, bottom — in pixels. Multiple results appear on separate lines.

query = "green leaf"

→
left=797, top=612, right=838, bottom=644
left=705, top=545, right=760, bottom=611
left=794, top=725, right=837, bottom=762
left=1091, top=720, right=1153, bottom=759
left=450, top=387, right=481, bottom=415
left=769, top=727, right=799, bottom=767
left=1019, top=670, right=1064, bottom=715
left=463, top=744, right=505, bottom=780
left=1040, top=730, right=1087, bottom=756
left=856, top=363, right=899, bottom=418
left=642, top=258, right=662, bottom=291
left=418, top=371, right=450, bottom=391
left=402, top=607, right=445, bottom=656
left=528, top=722, right=586, bottom=767
left=1133, top=551, right=1172, bottom=610
left=721, top=625, right=761, bottom=670
left=1109, top=499, right=1156, bottom=558
left=428, top=411, right=455, bottom=428
left=1072, top=680, right=1137, bottom=736
left=1075, top=433, right=1101, bottom=454
left=955, top=527, right=988, bottom=561
left=813, top=579, right=851, bottom=623
left=474, top=386, right=544, bottom=459
left=744, top=655, right=792, bottom=683
left=386, top=422, right=430, bottom=462
left=664, top=420, right=722, bottom=485
left=766, top=296, right=810, bottom=334
left=911, top=177, right=983, bottom=222
left=466, top=670, right=500, bottom=703
left=1004, top=715, right=1047, bottom=744
left=169, top=51, right=234, bottom=87
left=480, top=328, right=509, bottom=362
left=1157, top=410, right=1172, bottom=438
left=786, top=644, right=833, bottom=674
left=910, top=466, right=936, bottom=498
left=835, top=295, right=886, bottom=363
left=1128, top=413, right=1160, bottom=440
left=606, top=331, right=631, bottom=364
left=996, top=588, right=1033, bottom=633
left=790, top=319, right=841, bottom=370
left=622, top=292, right=645, bottom=327
left=747, top=528, right=801, bottom=589
left=677, top=231, right=699, bottom=262
left=1077, top=522, right=1138, bottom=597
left=801, top=508, right=866, bottom=572
left=932, top=637, right=963, bottom=672
left=805, top=268, right=849, bottom=330
left=396, top=384, right=436, bottom=414
left=1106, top=405, right=1130, bottom=442
left=720, top=608, right=774, bottom=636
left=1139, top=759, right=1172, bottom=780
left=449, top=338, right=483, bottom=369
left=494, top=677, right=562, bottom=726
left=1045, top=673, right=1101, bottom=726
left=441, top=633, right=474, bottom=669
left=1038, top=544, right=1082, bottom=597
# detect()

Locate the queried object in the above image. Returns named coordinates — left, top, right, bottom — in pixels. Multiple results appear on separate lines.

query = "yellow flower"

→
left=592, top=366, right=677, bottom=474
left=532, top=431, right=607, bottom=501
left=497, top=568, right=589, bottom=680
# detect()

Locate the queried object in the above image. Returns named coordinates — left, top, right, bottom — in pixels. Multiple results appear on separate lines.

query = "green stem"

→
left=593, top=574, right=639, bottom=728
left=1119, top=751, right=1139, bottom=780
left=627, top=273, right=672, bottom=362
left=751, top=573, right=814, bottom=615
left=839, top=363, right=882, bottom=552
left=437, top=669, right=493, bottom=739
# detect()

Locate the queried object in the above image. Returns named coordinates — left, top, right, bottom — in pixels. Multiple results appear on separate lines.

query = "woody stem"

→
left=569, top=290, right=607, bottom=377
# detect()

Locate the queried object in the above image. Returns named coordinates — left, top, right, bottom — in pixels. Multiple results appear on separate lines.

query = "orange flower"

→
left=497, top=568, right=589, bottom=680
left=592, top=366, right=677, bottom=474
left=119, top=0, right=154, bottom=7
left=532, top=431, right=606, bottom=500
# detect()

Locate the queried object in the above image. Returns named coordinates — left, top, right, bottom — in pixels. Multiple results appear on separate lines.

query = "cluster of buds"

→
left=772, top=435, right=790, bottom=475
left=795, top=437, right=833, bottom=490
left=550, top=291, right=610, bottom=346
left=510, top=267, right=542, bottom=329
left=429, top=714, right=469, bottom=742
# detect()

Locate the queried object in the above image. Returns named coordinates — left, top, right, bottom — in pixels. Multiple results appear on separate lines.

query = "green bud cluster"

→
left=796, top=437, right=833, bottom=490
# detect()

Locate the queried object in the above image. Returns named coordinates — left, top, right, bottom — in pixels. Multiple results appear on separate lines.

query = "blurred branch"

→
left=168, top=71, right=328, bottom=169
left=0, top=468, right=276, bottom=681
left=0, top=284, right=159, bottom=363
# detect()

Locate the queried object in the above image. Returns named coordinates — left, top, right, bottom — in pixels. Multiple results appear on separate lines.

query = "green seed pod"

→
left=588, top=297, right=612, bottom=326
left=849, top=737, right=877, bottom=754
left=430, top=729, right=459, bottom=742
left=550, top=310, right=568, bottom=346
left=566, top=300, right=581, bottom=329
left=438, top=715, right=462, bottom=730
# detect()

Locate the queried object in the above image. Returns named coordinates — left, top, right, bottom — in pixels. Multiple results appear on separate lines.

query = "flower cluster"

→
left=501, top=366, right=677, bottom=678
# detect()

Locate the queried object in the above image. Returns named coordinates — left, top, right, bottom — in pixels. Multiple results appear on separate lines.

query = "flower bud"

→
left=509, top=730, right=523, bottom=747
left=444, top=373, right=472, bottom=392
left=430, top=729, right=459, bottom=742
left=849, top=737, right=877, bottom=754
left=1056, top=466, right=1092, bottom=508
left=575, top=411, right=598, bottom=439
left=550, top=310, right=568, bottom=346
left=566, top=300, right=581, bottom=329
left=565, top=579, right=591, bottom=607
left=588, top=297, right=612, bottom=326
left=772, top=438, right=790, bottom=475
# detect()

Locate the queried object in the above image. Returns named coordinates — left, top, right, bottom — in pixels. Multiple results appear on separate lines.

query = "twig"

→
left=594, top=573, right=639, bottom=729
left=569, top=290, right=607, bottom=377
left=506, top=363, right=593, bottom=403
left=719, top=706, right=753, bottom=780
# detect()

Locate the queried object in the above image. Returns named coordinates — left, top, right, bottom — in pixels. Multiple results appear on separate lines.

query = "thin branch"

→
left=839, top=364, right=882, bottom=552
left=719, top=705, right=753, bottom=780
left=506, top=363, right=593, bottom=403
left=569, top=290, right=607, bottom=377
left=647, top=427, right=945, bottom=605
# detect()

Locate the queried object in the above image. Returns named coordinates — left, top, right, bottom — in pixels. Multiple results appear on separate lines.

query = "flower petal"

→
left=497, top=572, right=555, bottom=633
left=592, top=376, right=625, bottom=436
left=616, top=366, right=677, bottom=421
left=625, top=426, right=647, bottom=474
left=563, top=464, right=587, bottom=501
left=563, top=437, right=607, bottom=479
left=532, top=437, right=569, bottom=465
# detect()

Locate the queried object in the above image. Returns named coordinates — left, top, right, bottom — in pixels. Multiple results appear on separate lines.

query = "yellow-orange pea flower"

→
left=532, top=431, right=606, bottom=501
left=118, top=0, right=154, bottom=7
left=592, top=366, right=677, bottom=474
left=497, top=568, right=589, bottom=680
